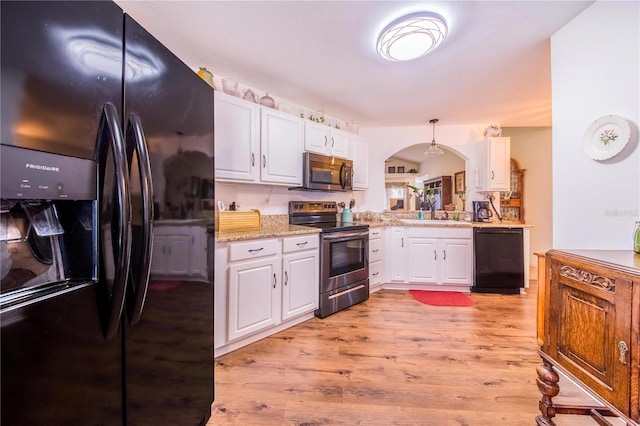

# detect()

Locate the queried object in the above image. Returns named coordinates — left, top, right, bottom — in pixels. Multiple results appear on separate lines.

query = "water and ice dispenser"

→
left=1, top=145, right=97, bottom=306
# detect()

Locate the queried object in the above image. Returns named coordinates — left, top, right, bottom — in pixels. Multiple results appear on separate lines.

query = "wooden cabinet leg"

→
left=535, top=359, right=560, bottom=426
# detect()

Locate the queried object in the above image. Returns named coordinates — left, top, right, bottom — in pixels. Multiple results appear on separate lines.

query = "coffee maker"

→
left=473, top=201, right=492, bottom=222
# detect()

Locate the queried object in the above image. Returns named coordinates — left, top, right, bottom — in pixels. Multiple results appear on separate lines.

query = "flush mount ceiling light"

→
left=377, top=12, right=448, bottom=61
left=424, top=118, right=444, bottom=158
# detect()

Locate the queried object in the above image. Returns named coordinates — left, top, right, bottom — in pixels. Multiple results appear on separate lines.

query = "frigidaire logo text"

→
left=25, top=163, right=60, bottom=172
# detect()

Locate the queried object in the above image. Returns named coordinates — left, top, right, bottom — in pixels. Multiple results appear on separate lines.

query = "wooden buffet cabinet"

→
left=536, top=250, right=640, bottom=426
left=423, top=175, right=452, bottom=210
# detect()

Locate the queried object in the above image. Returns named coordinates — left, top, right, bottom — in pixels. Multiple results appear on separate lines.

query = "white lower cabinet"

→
left=368, top=228, right=385, bottom=290
left=215, top=234, right=319, bottom=356
left=150, top=225, right=207, bottom=280
left=387, top=227, right=472, bottom=288
left=388, top=227, right=408, bottom=282
left=407, top=236, right=438, bottom=282
left=282, top=235, right=319, bottom=320
left=439, top=238, right=473, bottom=284
left=228, top=251, right=280, bottom=341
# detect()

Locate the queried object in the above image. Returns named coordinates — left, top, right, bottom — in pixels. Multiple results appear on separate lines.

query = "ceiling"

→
left=115, top=1, right=592, bottom=128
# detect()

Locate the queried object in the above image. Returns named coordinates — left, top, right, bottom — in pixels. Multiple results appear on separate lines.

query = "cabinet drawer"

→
left=369, top=228, right=383, bottom=239
left=369, top=261, right=383, bottom=286
left=229, top=238, right=279, bottom=262
left=369, top=238, right=383, bottom=262
left=282, top=234, right=319, bottom=253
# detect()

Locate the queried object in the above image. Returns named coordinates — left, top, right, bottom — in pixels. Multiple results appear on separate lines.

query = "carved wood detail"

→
left=559, top=265, right=615, bottom=292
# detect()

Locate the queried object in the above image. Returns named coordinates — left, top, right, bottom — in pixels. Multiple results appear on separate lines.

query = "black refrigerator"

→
left=0, top=1, right=214, bottom=425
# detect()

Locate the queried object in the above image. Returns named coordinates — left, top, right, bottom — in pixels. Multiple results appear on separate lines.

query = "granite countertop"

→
left=215, top=223, right=320, bottom=243
left=214, top=218, right=532, bottom=243
left=357, top=219, right=531, bottom=229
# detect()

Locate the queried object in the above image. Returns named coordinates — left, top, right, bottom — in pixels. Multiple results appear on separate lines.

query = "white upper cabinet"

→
left=476, top=137, right=510, bottom=192
left=304, top=121, right=351, bottom=159
left=350, top=135, right=369, bottom=190
left=214, top=92, right=259, bottom=182
left=329, top=128, right=350, bottom=159
left=260, top=108, right=303, bottom=185
left=214, top=92, right=303, bottom=186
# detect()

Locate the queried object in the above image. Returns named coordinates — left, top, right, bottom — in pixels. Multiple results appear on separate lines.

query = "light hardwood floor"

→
left=209, top=281, right=602, bottom=425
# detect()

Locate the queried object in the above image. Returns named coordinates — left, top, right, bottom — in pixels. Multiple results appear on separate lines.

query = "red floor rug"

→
left=409, top=290, right=475, bottom=307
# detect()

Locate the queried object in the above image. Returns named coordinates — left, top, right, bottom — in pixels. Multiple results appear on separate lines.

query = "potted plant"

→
left=407, top=185, right=436, bottom=217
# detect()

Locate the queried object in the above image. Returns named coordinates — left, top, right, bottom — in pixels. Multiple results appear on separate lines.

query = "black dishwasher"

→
left=472, top=227, right=524, bottom=294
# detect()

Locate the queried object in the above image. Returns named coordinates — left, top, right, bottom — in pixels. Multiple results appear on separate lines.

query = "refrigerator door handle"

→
left=127, top=113, right=154, bottom=326
left=99, top=103, right=132, bottom=340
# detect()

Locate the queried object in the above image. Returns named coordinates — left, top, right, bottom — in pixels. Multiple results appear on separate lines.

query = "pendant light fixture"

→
left=424, top=118, right=444, bottom=157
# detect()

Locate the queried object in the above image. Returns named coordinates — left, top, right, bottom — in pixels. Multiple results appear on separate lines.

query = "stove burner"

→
left=288, top=201, right=368, bottom=233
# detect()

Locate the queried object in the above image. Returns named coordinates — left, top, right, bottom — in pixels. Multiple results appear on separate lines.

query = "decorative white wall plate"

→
left=583, top=115, right=631, bottom=160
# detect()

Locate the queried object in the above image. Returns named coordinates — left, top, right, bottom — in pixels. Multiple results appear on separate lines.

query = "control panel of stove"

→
left=289, top=201, right=337, bottom=215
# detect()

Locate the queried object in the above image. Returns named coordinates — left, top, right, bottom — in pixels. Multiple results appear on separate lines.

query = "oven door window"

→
left=329, top=237, right=366, bottom=277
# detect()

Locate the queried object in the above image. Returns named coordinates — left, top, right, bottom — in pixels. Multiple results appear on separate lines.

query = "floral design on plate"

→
left=583, top=115, right=631, bottom=160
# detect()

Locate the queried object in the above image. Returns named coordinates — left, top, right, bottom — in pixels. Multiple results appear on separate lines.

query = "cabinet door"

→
left=389, top=228, right=407, bottom=282
left=488, top=137, right=510, bottom=190
left=260, top=108, right=303, bottom=185
left=214, top=92, right=259, bottom=182
left=166, top=235, right=191, bottom=275
left=228, top=257, right=280, bottom=341
left=304, top=120, right=329, bottom=155
left=351, top=135, right=369, bottom=190
left=282, top=250, right=318, bottom=320
left=439, top=239, right=472, bottom=285
left=547, top=256, right=633, bottom=415
left=150, top=234, right=169, bottom=275
left=408, top=237, right=438, bottom=283
left=329, top=128, right=350, bottom=159
left=150, top=232, right=190, bottom=276
left=188, top=227, right=207, bottom=279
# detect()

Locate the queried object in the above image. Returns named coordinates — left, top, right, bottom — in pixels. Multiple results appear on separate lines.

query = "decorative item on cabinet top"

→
left=197, top=67, right=215, bottom=89
left=213, top=78, right=358, bottom=133
left=222, top=77, right=238, bottom=96
left=259, top=93, right=275, bottom=108
left=483, top=124, right=502, bottom=138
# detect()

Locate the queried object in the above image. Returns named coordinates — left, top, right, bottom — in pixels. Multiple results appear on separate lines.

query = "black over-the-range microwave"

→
left=299, top=152, right=353, bottom=191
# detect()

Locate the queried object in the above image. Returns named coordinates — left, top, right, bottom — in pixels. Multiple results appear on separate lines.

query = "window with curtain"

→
left=385, top=182, right=408, bottom=210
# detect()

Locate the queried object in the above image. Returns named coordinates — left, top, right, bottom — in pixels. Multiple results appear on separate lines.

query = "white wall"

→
left=551, top=1, right=640, bottom=249
left=359, top=125, right=486, bottom=212
left=420, top=148, right=466, bottom=183
left=215, top=181, right=359, bottom=215
left=502, top=127, right=553, bottom=264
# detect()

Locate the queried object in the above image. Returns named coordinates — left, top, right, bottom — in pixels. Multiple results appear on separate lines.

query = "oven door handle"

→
left=322, top=230, right=368, bottom=241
